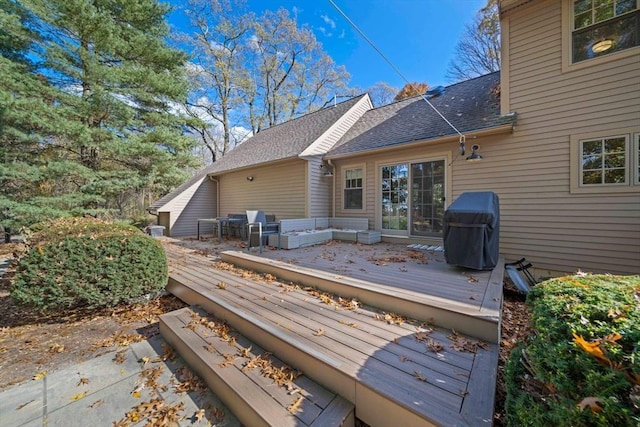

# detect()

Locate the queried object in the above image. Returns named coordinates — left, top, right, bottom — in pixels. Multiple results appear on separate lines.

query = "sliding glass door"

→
left=381, top=164, right=408, bottom=235
left=380, top=160, right=445, bottom=236
left=410, top=160, right=445, bottom=236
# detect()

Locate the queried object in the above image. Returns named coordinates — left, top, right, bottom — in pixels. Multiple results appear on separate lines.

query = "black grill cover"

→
left=443, top=191, right=499, bottom=270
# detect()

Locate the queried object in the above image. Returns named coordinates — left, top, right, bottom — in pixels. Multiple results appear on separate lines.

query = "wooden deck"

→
left=222, top=242, right=503, bottom=343
left=162, top=241, right=502, bottom=427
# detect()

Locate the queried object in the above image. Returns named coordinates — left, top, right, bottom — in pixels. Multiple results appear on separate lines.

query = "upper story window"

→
left=572, top=0, right=640, bottom=63
left=344, top=168, right=363, bottom=209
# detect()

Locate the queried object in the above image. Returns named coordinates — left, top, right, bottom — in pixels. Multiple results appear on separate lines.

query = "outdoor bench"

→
left=268, top=217, right=380, bottom=249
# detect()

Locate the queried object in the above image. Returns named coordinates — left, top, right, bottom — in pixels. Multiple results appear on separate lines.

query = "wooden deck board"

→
left=164, top=246, right=500, bottom=426
left=263, top=244, right=489, bottom=305
left=161, top=308, right=352, bottom=426
left=219, top=250, right=500, bottom=342
left=171, top=252, right=476, bottom=370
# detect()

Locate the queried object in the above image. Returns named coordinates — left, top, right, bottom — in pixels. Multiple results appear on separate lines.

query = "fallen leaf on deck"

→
left=88, top=399, right=104, bottom=409
left=77, top=377, right=89, bottom=386
left=237, top=346, right=252, bottom=357
left=338, top=320, right=358, bottom=328
left=288, top=396, right=304, bottom=413
left=415, top=331, right=432, bottom=342
left=314, top=328, right=325, bottom=336
left=70, top=391, right=87, bottom=401
left=194, top=408, right=205, bottom=422
left=426, top=338, right=444, bottom=353
left=33, top=372, right=46, bottom=381
left=449, top=331, right=482, bottom=353
left=414, top=371, right=427, bottom=382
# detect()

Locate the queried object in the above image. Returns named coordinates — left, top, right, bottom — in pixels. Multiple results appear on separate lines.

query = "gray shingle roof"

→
left=149, top=94, right=367, bottom=211
left=327, top=72, right=515, bottom=158
left=203, top=94, right=368, bottom=175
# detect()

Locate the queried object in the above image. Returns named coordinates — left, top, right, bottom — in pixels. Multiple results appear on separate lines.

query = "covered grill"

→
left=443, top=191, right=500, bottom=270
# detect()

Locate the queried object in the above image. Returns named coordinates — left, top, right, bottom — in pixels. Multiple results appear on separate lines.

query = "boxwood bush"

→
left=505, top=274, right=640, bottom=426
left=11, top=217, right=168, bottom=312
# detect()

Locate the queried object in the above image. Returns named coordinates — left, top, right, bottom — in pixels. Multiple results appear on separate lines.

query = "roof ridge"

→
left=255, top=93, right=367, bottom=133
left=368, top=72, right=500, bottom=112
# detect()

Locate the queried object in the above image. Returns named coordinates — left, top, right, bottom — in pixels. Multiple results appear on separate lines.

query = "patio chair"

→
left=246, top=210, right=280, bottom=253
left=227, top=213, right=247, bottom=239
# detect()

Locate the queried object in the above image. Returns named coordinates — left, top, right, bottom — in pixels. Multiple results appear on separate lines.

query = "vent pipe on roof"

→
left=425, top=86, right=445, bottom=99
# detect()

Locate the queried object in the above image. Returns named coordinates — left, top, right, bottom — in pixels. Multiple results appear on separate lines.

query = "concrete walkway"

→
left=0, top=335, right=241, bottom=427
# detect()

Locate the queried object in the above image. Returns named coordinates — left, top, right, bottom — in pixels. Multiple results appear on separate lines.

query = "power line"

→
left=327, top=0, right=465, bottom=140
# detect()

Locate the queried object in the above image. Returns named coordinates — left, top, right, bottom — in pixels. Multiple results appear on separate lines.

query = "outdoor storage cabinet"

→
left=443, top=191, right=499, bottom=270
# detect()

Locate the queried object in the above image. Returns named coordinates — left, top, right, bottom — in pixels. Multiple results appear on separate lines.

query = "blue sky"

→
left=165, top=0, right=487, bottom=90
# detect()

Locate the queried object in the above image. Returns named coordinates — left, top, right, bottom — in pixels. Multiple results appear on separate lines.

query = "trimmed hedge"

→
left=505, top=274, right=640, bottom=426
left=11, top=217, right=168, bottom=312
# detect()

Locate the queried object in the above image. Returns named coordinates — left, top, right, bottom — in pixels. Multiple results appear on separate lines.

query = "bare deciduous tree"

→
left=446, top=0, right=500, bottom=82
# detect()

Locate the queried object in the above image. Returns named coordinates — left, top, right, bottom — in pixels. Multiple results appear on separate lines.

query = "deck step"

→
left=160, top=306, right=354, bottom=427
left=164, top=248, right=499, bottom=427
left=220, top=250, right=501, bottom=343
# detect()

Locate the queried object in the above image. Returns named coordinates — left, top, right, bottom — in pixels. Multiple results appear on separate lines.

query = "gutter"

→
left=209, top=176, right=220, bottom=217
left=327, top=159, right=336, bottom=217
left=324, top=123, right=515, bottom=161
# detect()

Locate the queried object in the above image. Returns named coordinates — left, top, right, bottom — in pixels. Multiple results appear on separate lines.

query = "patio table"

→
left=197, top=217, right=245, bottom=242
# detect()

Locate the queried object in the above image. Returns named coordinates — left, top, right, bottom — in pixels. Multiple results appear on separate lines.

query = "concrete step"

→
left=160, top=306, right=355, bottom=427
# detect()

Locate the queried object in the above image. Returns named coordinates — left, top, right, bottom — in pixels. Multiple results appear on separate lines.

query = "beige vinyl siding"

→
left=218, top=159, right=306, bottom=220
left=306, top=156, right=332, bottom=217
left=331, top=139, right=460, bottom=232
left=496, top=0, right=640, bottom=274
left=160, top=177, right=218, bottom=236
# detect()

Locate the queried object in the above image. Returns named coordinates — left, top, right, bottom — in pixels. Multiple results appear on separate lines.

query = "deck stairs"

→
left=160, top=247, right=502, bottom=427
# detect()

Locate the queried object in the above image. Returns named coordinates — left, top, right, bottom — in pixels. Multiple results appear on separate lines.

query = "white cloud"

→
left=321, top=14, right=336, bottom=29
left=185, top=62, right=208, bottom=78
left=338, top=29, right=345, bottom=39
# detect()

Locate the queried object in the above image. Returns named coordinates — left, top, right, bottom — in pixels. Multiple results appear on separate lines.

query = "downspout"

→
left=209, top=175, right=220, bottom=217
left=327, top=159, right=335, bottom=218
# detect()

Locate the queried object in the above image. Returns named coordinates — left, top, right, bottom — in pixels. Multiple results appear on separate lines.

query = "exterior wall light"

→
left=320, top=164, right=333, bottom=177
left=246, top=176, right=254, bottom=181
left=466, top=144, right=483, bottom=161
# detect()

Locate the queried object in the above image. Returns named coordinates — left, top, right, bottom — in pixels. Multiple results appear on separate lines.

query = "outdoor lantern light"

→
left=246, top=176, right=254, bottom=181
left=466, top=144, right=483, bottom=161
left=591, top=39, right=613, bottom=54
left=320, top=164, right=333, bottom=177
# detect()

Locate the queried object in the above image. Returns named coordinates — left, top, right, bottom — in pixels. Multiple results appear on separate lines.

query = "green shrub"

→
left=27, top=216, right=141, bottom=247
left=11, top=217, right=167, bottom=312
left=505, top=274, right=640, bottom=426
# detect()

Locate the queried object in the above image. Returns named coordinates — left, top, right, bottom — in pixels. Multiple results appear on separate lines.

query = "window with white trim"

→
left=344, top=168, right=363, bottom=209
left=571, top=0, right=640, bottom=63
